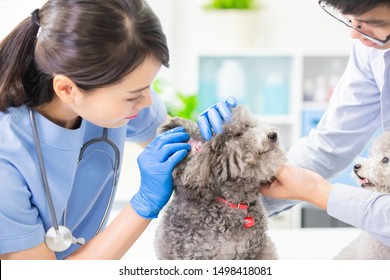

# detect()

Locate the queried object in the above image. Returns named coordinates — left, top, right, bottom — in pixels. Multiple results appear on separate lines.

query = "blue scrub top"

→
left=0, top=91, right=166, bottom=258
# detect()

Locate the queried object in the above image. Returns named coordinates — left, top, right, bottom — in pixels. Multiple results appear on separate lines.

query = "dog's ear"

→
left=200, top=105, right=259, bottom=182
left=157, top=117, right=190, bottom=134
left=205, top=134, right=246, bottom=182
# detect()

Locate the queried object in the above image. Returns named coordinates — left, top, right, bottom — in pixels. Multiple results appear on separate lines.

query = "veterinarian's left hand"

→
left=260, top=165, right=333, bottom=210
left=130, top=127, right=191, bottom=219
left=198, top=96, right=237, bottom=141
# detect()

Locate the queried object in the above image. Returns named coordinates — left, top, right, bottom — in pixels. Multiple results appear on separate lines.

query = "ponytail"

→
left=0, top=15, right=47, bottom=111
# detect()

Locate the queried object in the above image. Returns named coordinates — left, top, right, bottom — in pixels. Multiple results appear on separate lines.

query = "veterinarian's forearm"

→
left=303, top=180, right=333, bottom=210
left=66, top=204, right=151, bottom=259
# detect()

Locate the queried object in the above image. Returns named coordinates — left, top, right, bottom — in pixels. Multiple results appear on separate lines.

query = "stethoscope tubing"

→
left=68, top=127, right=121, bottom=234
left=29, top=107, right=61, bottom=233
left=28, top=107, right=120, bottom=252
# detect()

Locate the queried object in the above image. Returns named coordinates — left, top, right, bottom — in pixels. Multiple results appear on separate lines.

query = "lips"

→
left=361, top=39, right=379, bottom=48
left=126, top=114, right=138, bottom=120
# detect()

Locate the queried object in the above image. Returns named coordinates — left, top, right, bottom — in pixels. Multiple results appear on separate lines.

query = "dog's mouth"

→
left=259, top=146, right=278, bottom=156
left=259, top=176, right=276, bottom=187
left=259, top=139, right=282, bottom=155
left=259, top=148, right=273, bottom=155
left=355, top=172, right=375, bottom=188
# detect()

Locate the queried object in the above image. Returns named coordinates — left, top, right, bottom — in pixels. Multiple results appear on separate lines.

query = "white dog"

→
left=333, top=132, right=390, bottom=259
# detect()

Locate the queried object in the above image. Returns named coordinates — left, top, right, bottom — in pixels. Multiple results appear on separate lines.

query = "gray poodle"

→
left=155, top=105, right=286, bottom=260
left=334, top=132, right=390, bottom=259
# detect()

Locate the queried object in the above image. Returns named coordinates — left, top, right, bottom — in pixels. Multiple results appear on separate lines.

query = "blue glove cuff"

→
left=130, top=192, right=160, bottom=219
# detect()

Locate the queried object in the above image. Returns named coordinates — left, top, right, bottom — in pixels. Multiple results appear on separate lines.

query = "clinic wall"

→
left=170, top=0, right=353, bottom=93
left=0, top=0, right=47, bottom=40
left=1, top=0, right=353, bottom=99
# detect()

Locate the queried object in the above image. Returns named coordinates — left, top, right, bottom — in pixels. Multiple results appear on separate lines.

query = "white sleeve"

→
left=263, top=41, right=383, bottom=216
left=328, top=184, right=390, bottom=246
left=289, top=41, right=382, bottom=179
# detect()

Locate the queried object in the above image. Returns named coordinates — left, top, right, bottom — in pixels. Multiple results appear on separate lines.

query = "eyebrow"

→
left=354, top=17, right=390, bottom=25
left=128, top=85, right=150, bottom=94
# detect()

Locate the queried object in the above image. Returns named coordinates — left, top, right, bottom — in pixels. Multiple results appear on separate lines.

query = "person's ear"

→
left=52, top=75, right=79, bottom=104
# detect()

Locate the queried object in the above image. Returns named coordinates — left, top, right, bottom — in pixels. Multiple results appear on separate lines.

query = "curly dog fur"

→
left=334, top=132, right=390, bottom=259
left=155, top=106, right=286, bottom=259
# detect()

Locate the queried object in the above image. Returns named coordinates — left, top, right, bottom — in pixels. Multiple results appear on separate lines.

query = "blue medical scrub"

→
left=0, top=91, right=166, bottom=259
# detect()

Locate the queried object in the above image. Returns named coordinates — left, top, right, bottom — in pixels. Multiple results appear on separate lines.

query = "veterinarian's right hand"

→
left=260, top=165, right=333, bottom=210
left=130, top=127, right=191, bottom=219
left=198, top=96, right=237, bottom=141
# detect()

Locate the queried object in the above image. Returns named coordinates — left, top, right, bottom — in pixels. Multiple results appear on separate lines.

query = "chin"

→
left=374, top=42, right=390, bottom=50
left=111, top=120, right=129, bottom=128
left=90, top=119, right=128, bottom=129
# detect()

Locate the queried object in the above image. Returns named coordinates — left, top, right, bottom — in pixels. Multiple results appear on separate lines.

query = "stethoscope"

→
left=29, top=107, right=120, bottom=252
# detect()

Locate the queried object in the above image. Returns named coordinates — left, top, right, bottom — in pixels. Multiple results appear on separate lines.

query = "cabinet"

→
left=197, top=50, right=358, bottom=228
left=198, top=50, right=350, bottom=151
left=198, top=51, right=301, bottom=151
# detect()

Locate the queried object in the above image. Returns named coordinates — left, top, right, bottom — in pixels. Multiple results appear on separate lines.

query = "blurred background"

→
left=2, top=0, right=366, bottom=259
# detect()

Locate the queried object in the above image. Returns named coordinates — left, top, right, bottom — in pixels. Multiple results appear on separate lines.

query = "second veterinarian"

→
left=199, top=0, right=390, bottom=249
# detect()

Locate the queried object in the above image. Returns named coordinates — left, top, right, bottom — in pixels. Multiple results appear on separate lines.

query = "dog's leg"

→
left=257, top=235, right=278, bottom=260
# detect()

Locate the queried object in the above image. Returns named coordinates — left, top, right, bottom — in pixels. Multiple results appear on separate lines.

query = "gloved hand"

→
left=130, top=127, right=191, bottom=219
left=197, top=96, right=237, bottom=141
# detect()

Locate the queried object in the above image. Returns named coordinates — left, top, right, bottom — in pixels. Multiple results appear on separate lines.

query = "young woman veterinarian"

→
left=0, top=0, right=233, bottom=260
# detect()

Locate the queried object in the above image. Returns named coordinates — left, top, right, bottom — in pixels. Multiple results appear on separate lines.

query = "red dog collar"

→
left=215, top=197, right=256, bottom=228
left=215, top=197, right=250, bottom=210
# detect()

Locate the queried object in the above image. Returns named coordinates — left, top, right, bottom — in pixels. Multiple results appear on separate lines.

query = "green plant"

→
left=152, top=79, right=199, bottom=121
left=204, top=0, right=260, bottom=10
left=167, top=92, right=199, bottom=121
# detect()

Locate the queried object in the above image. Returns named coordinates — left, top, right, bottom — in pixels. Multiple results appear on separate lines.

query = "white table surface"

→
left=116, top=213, right=360, bottom=260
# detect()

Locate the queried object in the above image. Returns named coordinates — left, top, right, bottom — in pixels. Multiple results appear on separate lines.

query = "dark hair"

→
left=0, top=0, right=169, bottom=111
left=323, top=0, right=390, bottom=15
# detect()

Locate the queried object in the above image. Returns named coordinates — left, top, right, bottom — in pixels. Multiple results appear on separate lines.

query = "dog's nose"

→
left=267, top=132, right=278, bottom=142
left=354, top=164, right=361, bottom=171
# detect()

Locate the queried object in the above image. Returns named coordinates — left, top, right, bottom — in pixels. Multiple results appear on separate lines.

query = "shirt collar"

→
left=17, top=105, right=86, bottom=150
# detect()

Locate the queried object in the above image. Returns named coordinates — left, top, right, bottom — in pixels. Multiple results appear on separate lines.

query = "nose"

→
left=350, top=28, right=364, bottom=40
left=267, top=132, right=278, bottom=142
left=349, top=19, right=362, bottom=30
left=354, top=164, right=361, bottom=171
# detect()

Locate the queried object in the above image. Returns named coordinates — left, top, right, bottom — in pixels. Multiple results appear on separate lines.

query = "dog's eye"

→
left=382, top=157, right=389, bottom=164
left=235, top=132, right=243, bottom=137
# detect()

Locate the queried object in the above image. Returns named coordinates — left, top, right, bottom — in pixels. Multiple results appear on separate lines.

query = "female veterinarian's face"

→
left=72, top=55, right=162, bottom=128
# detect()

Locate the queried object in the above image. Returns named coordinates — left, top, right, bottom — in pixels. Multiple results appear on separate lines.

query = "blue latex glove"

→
left=130, top=127, right=191, bottom=219
left=197, top=96, right=237, bottom=141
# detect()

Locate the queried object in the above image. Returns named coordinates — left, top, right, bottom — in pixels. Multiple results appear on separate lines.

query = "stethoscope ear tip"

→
left=73, top=237, right=85, bottom=246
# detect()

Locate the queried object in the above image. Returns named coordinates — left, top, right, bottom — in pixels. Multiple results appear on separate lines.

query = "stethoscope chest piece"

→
left=45, top=226, right=85, bottom=252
